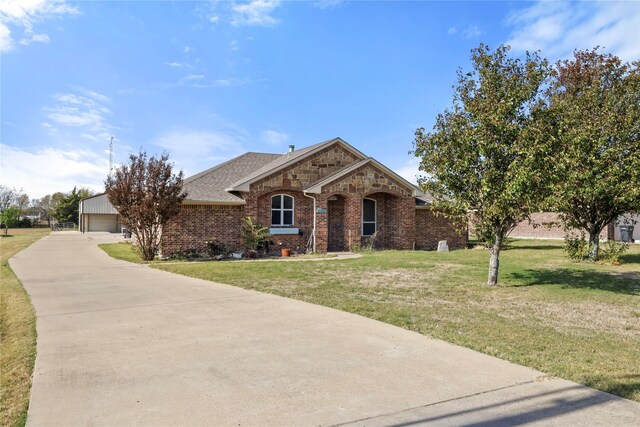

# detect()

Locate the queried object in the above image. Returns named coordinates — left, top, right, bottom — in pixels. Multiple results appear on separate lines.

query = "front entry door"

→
left=328, top=198, right=346, bottom=251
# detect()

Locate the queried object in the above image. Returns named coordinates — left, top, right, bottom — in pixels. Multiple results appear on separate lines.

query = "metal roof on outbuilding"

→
left=79, top=193, right=118, bottom=214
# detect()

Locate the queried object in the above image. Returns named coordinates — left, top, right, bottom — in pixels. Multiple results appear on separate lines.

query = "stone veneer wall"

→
left=415, top=208, right=467, bottom=250
left=319, top=164, right=416, bottom=251
left=161, top=204, right=244, bottom=256
left=248, top=145, right=362, bottom=200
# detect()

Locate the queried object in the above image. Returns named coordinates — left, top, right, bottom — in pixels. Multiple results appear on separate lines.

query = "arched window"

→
left=271, top=194, right=294, bottom=226
left=362, top=198, right=376, bottom=236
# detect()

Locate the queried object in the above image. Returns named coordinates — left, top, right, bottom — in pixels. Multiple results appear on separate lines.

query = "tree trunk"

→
left=588, top=228, right=600, bottom=260
left=487, top=234, right=502, bottom=286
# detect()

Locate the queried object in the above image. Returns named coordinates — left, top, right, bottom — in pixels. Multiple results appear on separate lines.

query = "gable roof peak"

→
left=226, top=137, right=366, bottom=192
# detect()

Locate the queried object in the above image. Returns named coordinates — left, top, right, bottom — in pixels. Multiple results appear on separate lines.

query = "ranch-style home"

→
left=160, top=137, right=467, bottom=256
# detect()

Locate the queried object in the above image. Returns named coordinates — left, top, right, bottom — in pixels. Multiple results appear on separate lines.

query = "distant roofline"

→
left=80, top=192, right=107, bottom=202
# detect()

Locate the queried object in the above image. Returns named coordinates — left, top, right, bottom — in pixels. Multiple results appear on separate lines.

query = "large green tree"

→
left=547, top=49, right=640, bottom=259
left=105, top=151, right=186, bottom=260
left=414, top=44, right=551, bottom=285
left=54, top=187, right=92, bottom=224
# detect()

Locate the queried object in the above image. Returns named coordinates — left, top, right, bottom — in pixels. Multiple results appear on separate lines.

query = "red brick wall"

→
left=161, top=204, right=244, bottom=256
left=508, top=212, right=610, bottom=240
left=256, top=189, right=313, bottom=253
left=415, top=208, right=467, bottom=250
left=318, top=164, right=416, bottom=251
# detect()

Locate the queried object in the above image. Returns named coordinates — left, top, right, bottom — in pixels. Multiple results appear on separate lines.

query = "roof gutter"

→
left=303, top=192, right=317, bottom=253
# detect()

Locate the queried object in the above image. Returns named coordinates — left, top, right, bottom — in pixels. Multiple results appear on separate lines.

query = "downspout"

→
left=303, top=192, right=317, bottom=253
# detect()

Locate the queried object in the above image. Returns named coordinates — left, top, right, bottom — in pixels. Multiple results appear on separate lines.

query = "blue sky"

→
left=2, top=0, right=639, bottom=198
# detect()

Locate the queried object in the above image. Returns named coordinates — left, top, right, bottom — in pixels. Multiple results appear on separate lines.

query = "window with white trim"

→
left=271, top=194, right=294, bottom=226
left=362, top=198, right=376, bottom=236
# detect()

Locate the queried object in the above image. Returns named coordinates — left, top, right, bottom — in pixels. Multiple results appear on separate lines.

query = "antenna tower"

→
left=109, top=136, right=113, bottom=174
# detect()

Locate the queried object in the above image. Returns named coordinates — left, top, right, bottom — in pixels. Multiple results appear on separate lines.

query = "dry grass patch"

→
left=1, top=228, right=49, bottom=427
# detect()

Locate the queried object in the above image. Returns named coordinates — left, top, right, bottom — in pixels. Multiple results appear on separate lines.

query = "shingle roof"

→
left=183, top=152, right=280, bottom=203
left=182, top=137, right=432, bottom=205
left=226, top=137, right=366, bottom=192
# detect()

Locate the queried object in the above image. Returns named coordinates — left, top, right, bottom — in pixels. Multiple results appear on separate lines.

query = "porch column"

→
left=315, top=194, right=329, bottom=252
left=344, top=197, right=362, bottom=250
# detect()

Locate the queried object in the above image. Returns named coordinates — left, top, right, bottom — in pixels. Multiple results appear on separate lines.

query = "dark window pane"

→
left=271, top=210, right=280, bottom=225
left=283, top=195, right=293, bottom=209
left=283, top=211, right=293, bottom=225
left=271, top=195, right=281, bottom=209
left=363, top=222, right=376, bottom=236
left=363, top=199, right=376, bottom=222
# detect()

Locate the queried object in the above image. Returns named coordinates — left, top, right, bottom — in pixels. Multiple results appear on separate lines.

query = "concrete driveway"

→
left=10, top=232, right=640, bottom=426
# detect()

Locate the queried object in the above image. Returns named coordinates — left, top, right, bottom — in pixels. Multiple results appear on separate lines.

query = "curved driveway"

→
left=10, top=232, right=640, bottom=426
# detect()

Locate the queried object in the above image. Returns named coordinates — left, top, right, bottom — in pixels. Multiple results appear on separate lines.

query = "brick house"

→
left=508, top=212, right=639, bottom=242
left=161, top=138, right=467, bottom=256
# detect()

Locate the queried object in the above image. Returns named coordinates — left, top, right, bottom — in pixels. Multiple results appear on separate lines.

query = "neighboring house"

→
left=507, top=212, right=637, bottom=242
left=161, top=137, right=466, bottom=256
left=79, top=193, right=122, bottom=233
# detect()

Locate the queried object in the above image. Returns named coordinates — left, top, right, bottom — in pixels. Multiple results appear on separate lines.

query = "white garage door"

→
left=88, top=214, right=118, bottom=232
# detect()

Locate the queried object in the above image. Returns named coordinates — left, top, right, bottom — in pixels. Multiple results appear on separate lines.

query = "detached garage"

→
left=79, top=193, right=121, bottom=233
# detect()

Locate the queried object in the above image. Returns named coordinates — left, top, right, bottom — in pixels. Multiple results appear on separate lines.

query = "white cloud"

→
left=505, top=0, right=640, bottom=62
left=0, top=22, right=13, bottom=52
left=261, top=129, right=288, bottom=146
left=43, top=91, right=112, bottom=131
left=313, top=0, right=343, bottom=10
left=230, top=40, right=239, bottom=51
left=0, top=0, right=79, bottom=54
left=447, top=26, right=457, bottom=35
left=184, top=74, right=205, bottom=81
left=183, top=45, right=194, bottom=53
left=395, top=158, right=421, bottom=185
left=185, top=77, right=250, bottom=89
left=462, top=25, right=481, bottom=39
left=0, top=143, right=109, bottom=198
left=231, top=0, right=281, bottom=27
left=209, top=15, right=219, bottom=24
left=19, top=31, right=49, bottom=46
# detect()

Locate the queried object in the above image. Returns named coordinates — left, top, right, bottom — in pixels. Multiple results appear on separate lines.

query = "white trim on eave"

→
left=304, top=157, right=425, bottom=198
left=225, top=137, right=367, bottom=193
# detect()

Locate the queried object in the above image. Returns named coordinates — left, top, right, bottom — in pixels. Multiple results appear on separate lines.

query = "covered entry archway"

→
left=363, top=191, right=406, bottom=249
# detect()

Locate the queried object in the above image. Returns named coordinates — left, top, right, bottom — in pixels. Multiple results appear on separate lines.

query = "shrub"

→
left=241, top=217, right=270, bottom=252
left=206, top=240, right=232, bottom=258
left=599, top=241, right=629, bottom=265
left=564, top=233, right=589, bottom=260
left=166, top=248, right=201, bottom=261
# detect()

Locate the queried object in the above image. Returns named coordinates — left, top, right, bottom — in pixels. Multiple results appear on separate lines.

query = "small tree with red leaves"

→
left=106, top=150, right=186, bottom=260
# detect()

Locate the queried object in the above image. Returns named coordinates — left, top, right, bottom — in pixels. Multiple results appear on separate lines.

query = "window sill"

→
left=269, top=227, right=299, bottom=235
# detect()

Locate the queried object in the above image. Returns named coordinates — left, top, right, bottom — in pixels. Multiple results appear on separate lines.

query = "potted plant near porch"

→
left=278, top=241, right=291, bottom=257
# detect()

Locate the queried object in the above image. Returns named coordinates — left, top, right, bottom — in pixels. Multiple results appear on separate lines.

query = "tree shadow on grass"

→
left=585, top=374, right=640, bottom=402
left=503, top=245, right=562, bottom=251
left=620, top=252, right=640, bottom=264
left=509, top=269, right=640, bottom=295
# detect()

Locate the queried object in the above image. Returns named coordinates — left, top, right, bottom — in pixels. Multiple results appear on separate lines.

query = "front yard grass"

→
left=1, top=228, right=50, bottom=427
left=101, top=239, right=640, bottom=402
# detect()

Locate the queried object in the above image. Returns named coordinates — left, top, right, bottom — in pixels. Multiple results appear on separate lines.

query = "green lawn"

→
left=0, top=228, right=50, bottom=427
left=100, top=239, right=640, bottom=402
